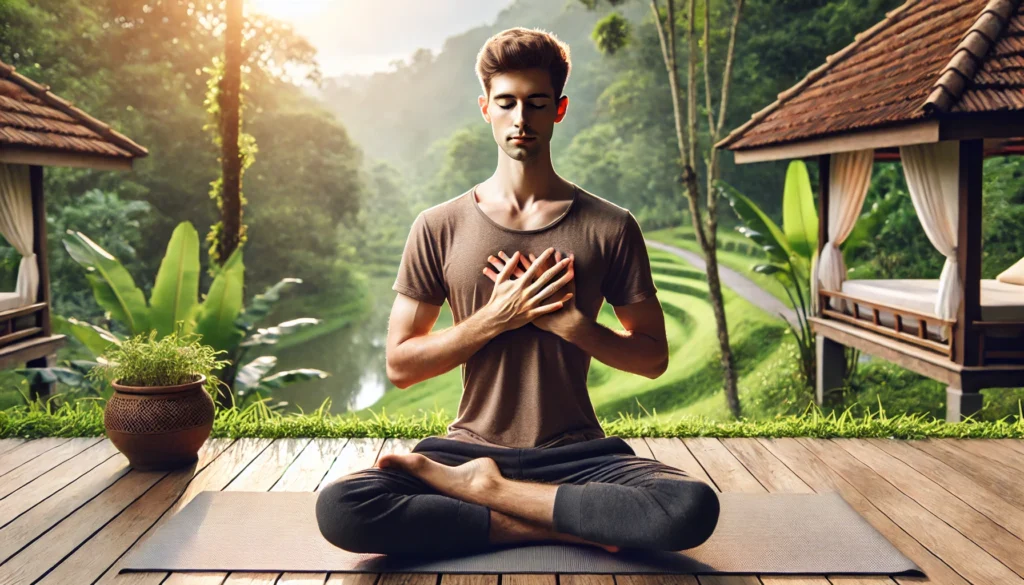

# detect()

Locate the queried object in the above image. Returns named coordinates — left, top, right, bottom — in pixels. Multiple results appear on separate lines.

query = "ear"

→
left=479, top=95, right=491, bottom=123
left=555, top=95, right=569, bottom=123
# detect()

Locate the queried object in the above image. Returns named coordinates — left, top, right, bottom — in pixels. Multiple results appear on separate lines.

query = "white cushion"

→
left=997, top=257, right=1024, bottom=286
left=0, top=292, right=23, bottom=312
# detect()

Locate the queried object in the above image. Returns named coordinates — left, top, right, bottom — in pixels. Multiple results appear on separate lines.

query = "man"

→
left=316, top=27, right=719, bottom=557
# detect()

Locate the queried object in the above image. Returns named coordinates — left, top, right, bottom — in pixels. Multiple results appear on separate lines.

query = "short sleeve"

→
left=601, top=212, right=658, bottom=306
left=392, top=211, right=447, bottom=306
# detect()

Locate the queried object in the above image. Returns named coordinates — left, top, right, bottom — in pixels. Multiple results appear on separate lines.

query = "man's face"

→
left=478, top=68, right=568, bottom=162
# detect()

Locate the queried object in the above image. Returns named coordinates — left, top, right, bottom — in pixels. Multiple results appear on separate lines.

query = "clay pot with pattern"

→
left=104, top=374, right=215, bottom=471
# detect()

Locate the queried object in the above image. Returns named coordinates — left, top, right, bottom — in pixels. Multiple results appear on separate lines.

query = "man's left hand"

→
left=484, top=249, right=583, bottom=338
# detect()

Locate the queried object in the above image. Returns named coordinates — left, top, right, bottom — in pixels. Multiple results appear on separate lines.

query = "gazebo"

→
left=716, top=0, right=1024, bottom=421
left=0, top=58, right=148, bottom=398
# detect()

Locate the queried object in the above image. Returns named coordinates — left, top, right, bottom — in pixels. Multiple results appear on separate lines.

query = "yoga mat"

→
left=119, top=491, right=923, bottom=576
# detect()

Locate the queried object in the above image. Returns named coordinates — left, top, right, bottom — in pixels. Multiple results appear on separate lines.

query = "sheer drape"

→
left=0, top=163, right=38, bottom=308
left=898, top=140, right=961, bottom=332
left=813, top=149, right=874, bottom=313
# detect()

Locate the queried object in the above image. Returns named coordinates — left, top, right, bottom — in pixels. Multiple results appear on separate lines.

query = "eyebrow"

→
left=493, top=93, right=553, bottom=100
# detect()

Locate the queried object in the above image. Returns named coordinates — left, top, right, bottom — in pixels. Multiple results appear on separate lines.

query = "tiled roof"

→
left=717, top=0, right=1023, bottom=151
left=0, top=59, right=147, bottom=160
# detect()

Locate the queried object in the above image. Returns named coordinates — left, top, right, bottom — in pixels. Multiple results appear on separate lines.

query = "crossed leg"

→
left=315, top=441, right=719, bottom=556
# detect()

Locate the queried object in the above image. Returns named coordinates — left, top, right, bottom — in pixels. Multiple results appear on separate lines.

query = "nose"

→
left=512, top=103, right=526, bottom=128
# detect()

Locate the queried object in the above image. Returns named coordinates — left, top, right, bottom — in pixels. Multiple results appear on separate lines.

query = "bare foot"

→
left=376, top=453, right=501, bottom=502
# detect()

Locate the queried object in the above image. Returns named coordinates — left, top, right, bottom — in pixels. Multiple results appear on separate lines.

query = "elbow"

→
left=386, top=361, right=409, bottom=390
left=646, top=354, right=669, bottom=379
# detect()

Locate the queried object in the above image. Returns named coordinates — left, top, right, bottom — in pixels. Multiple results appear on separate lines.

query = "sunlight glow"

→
left=246, top=0, right=334, bottom=21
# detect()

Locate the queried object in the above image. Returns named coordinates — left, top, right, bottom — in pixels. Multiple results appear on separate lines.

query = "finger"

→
left=498, top=251, right=528, bottom=278
left=482, top=267, right=497, bottom=282
left=496, top=251, right=519, bottom=284
left=527, top=297, right=570, bottom=318
left=528, top=262, right=575, bottom=303
left=486, top=255, right=505, bottom=272
left=524, top=256, right=571, bottom=297
left=521, top=247, right=556, bottom=281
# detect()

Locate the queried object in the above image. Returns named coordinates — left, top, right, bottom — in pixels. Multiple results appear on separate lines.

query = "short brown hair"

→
left=475, top=27, right=572, bottom=98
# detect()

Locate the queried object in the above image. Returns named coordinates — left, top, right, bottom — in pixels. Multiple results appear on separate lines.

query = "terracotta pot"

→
left=104, top=374, right=215, bottom=471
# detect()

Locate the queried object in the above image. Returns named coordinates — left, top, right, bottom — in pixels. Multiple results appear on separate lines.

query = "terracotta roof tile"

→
left=717, top=0, right=1024, bottom=151
left=0, top=59, right=147, bottom=159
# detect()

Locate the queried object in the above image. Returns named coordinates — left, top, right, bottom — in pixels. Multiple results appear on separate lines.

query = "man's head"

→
left=475, top=27, right=571, bottom=162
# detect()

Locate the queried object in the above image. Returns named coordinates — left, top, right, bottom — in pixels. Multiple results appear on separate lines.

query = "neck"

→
left=486, top=148, right=565, bottom=202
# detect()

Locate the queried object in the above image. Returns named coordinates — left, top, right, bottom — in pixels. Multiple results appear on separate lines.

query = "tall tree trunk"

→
left=216, top=0, right=243, bottom=267
left=651, top=0, right=743, bottom=418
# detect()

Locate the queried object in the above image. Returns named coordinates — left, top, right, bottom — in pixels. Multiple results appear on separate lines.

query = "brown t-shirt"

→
left=392, top=183, right=658, bottom=449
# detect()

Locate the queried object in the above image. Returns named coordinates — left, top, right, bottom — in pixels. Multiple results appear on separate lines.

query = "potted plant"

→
left=88, top=327, right=230, bottom=471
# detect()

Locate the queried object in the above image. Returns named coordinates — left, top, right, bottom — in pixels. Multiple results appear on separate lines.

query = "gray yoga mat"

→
left=119, top=490, right=923, bottom=576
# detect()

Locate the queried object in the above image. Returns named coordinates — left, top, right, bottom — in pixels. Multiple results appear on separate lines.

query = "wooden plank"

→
left=994, top=439, right=1024, bottom=457
left=0, top=437, right=103, bottom=498
left=683, top=437, right=765, bottom=493
left=834, top=438, right=1024, bottom=578
left=624, top=437, right=655, bottom=459
left=644, top=438, right=715, bottom=487
left=326, top=574, right=378, bottom=585
left=619, top=574, right=698, bottom=585
left=910, top=439, right=1024, bottom=510
left=0, top=439, right=27, bottom=457
left=0, top=437, right=69, bottom=478
left=2, top=438, right=234, bottom=584
left=719, top=438, right=814, bottom=494
left=868, top=438, right=1024, bottom=541
left=731, top=119, right=940, bottom=164
left=758, top=438, right=968, bottom=585
left=0, top=450, right=130, bottom=565
left=280, top=437, right=385, bottom=585
left=941, top=439, right=1024, bottom=474
left=503, top=576, right=555, bottom=585
left=440, top=574, right=498, bottom=585
left=797, top=437, right=1023, bottom=585
left=157, top=438, right=313, bottom=585
left=0, top=439, right=119, bottom=528
left=561, top=575, right=614, bottom=585
left=33, top=437, right=262, bottom=585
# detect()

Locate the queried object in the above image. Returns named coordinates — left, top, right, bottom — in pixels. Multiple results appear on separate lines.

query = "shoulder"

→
left=414, top=189, right=474, bottom=230
left=571, top=184, right=636, bottom=231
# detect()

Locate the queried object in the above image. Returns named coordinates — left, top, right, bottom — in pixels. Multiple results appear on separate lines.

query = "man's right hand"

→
left=480, top=247, right=575, bottom=334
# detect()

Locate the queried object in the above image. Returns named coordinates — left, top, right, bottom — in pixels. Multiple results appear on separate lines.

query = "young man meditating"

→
left=316, top=27, right=719, bottom=557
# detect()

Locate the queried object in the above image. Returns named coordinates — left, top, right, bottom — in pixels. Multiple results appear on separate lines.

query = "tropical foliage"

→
left=16, top=222, right=329, bottom=410
left=717, top=161, right=818, bottom=387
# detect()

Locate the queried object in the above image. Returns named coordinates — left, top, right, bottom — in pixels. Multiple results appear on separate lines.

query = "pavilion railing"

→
left=817, top=289, right=955, bottom=358
left=0, top=302, right=47, bottom=352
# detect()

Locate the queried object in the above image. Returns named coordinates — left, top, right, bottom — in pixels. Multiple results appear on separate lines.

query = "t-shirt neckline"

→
left=470, top=183, right=578, bottom=234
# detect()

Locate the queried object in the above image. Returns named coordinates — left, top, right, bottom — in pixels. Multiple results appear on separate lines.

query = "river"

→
left=267, top=278, right=395, bottom=415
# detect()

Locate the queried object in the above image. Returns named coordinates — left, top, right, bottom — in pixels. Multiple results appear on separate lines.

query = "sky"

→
left=247, top=0, right=516, bottom=77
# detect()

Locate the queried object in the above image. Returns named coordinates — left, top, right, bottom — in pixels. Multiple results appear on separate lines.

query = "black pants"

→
left=315, top=435, right=720, bottom=556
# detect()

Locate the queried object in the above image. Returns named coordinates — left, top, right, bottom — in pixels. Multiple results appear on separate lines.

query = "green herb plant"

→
left=87, top=324, right=230, bottom=399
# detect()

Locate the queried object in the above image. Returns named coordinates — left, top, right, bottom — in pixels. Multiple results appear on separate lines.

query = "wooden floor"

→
left=2, top=436, right=1024, bottom=585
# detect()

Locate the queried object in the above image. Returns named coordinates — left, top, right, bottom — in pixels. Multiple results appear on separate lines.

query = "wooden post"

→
left=955, top=139, right=983, bottom=366
left=816, top=153, right=830, bottom=316
left=27, top=164, right=54, bottom=401
left=814, top=153, right=845, bottom=405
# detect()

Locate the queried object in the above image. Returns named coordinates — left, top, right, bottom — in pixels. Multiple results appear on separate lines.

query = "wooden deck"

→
left=2, top=436, right=1024, bottom=585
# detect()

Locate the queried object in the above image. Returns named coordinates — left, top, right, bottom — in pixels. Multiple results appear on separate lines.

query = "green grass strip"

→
left=3, top=397, right=1023, bottom=440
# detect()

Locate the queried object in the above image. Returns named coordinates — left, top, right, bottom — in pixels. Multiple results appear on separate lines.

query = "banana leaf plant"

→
left=715, top=160, right=819, bottom=387
left=17, top=221, right=328, bottom=410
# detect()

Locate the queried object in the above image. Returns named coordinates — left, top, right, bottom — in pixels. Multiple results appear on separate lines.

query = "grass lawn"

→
left=355, top=246, right=790, bottom=423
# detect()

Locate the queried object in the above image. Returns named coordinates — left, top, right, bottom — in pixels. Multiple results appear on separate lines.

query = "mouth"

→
left=510, top=136, right=536, bottom=143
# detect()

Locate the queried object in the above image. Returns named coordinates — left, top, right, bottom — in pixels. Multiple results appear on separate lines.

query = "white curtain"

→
left=899, top=140, right=961, bottom=329
left=813, top=148, right=874, bottom=313
left=0, top=163, right=38, bottom=307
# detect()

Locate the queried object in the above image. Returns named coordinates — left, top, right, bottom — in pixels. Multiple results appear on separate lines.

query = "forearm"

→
left=563, top=316, right=668, bottom=378
left=388, top=308, right=503, bottom=389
